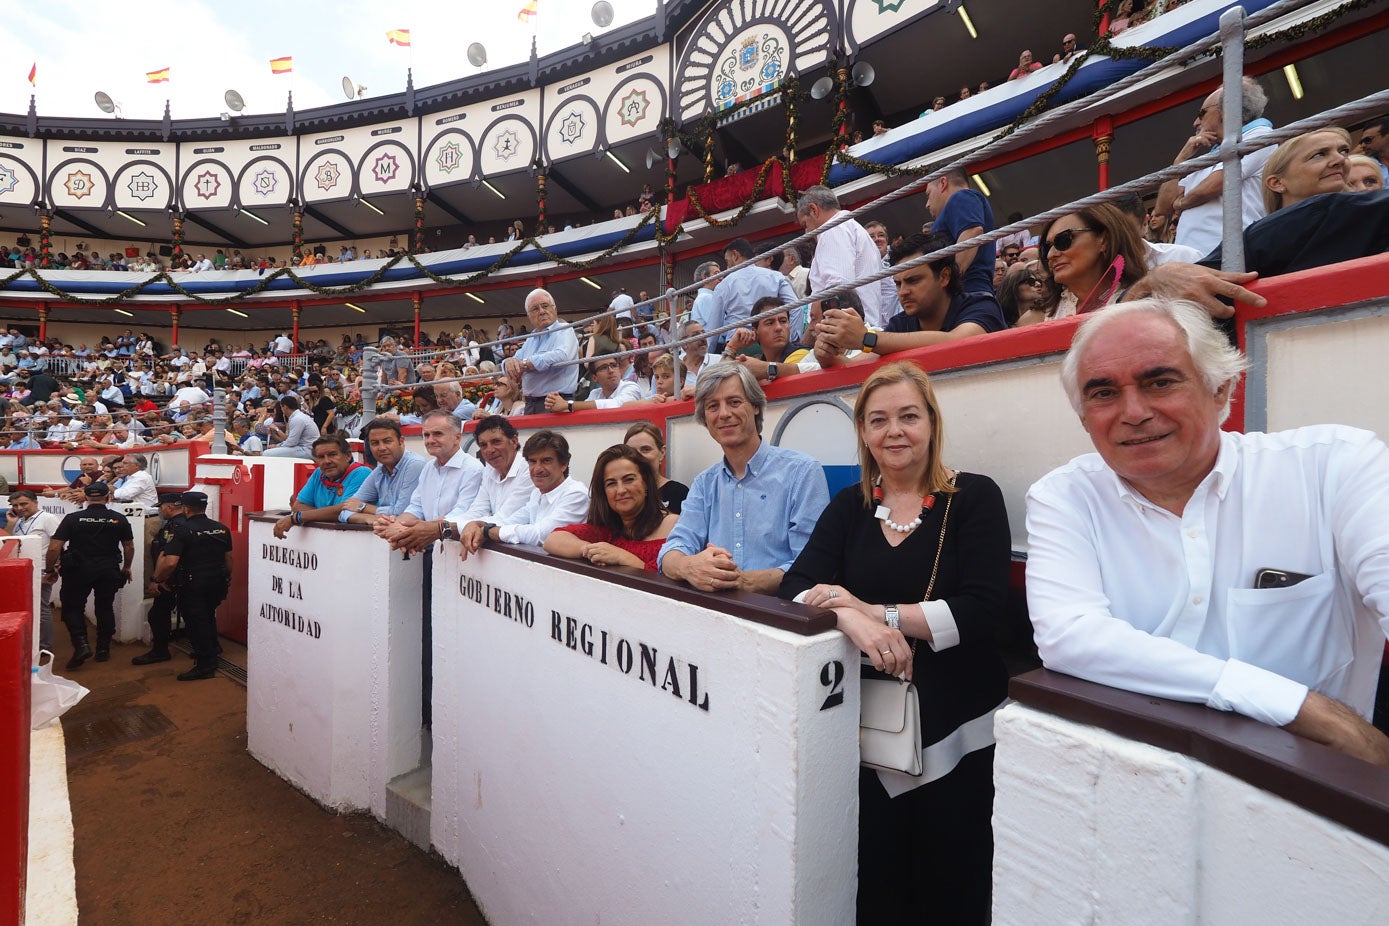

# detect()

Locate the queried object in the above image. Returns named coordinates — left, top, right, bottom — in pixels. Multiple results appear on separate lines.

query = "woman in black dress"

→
left=623, top=421, right=688, bottom=514
left=781, top=361, right=1010, bottom=924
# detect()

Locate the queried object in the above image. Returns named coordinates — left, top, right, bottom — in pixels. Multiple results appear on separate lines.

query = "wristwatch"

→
left=884, top=604, right=900, bottom=631
left=566, top=400, right=574, bottom=414
left=861, top=331, right=879, bottom=354
left=766, top=362, right=779, bottom=381
left=440, top=521, right=458, bottom=541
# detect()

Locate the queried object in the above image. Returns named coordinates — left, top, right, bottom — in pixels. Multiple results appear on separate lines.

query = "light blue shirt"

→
left=339, top=450, right=427, bottom=520
left=515, top=321, right=579, bottom=398
left=406, top=448, right=485, bottom=522
left=690, top=288, right=719, bottom=346
left=296, top=465, right=372, bottom=509
left=661, top=440, right=829, bottom=574
left=710, top=265, right=798, bottom=351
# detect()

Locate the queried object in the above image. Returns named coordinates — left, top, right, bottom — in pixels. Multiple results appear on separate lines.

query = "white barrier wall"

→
left=430, top=548, right=860, bottom=926
left=1259, top=304, right=1389, bottom=436
left=245, top=518, right=424, bottom=818
left=992, top=703, right=1389, bottom=925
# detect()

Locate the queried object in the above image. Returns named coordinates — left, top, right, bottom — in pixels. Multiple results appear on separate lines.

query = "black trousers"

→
left=146, top=589, right=178, bottom=651
left=856, top=747, right=996, bottom=925
left=522, top=393, right=572, bottom=415
left=178, top=580, right=225, bottom=669
left=60, top=566, right=121, bottom=648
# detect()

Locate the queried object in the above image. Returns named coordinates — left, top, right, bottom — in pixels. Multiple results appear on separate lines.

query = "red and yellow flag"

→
left=27, top=63, right=36, bottom=85
left=270, top=57, right=294, bottom=75
left=146, top=67, right=171, bottom=84
left=517, top=0, right=537, bottom=23
left=387, top=29, right=411, bottom=46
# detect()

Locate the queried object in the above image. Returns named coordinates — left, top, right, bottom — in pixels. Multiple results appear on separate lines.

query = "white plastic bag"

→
left=31, top=650, right=89, bottom=729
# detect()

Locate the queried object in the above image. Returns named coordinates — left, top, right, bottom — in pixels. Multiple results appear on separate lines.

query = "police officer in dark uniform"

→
left=46, top=481, right=135, bottom=669
left=153, top=492, right=233, bottom=681
left=132, top=493, right=187, bottom=665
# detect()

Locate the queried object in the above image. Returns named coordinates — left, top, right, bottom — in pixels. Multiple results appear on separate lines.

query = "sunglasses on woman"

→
left=1043, top=227, right=1099, bottom=256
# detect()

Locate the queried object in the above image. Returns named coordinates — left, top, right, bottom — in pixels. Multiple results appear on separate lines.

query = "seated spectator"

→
left=1008, top=49, right=1043, bottom=80
left=112, top=454, right=158, bottom=508
left=459, top=430, right=589, bottom=558
left=1347, top=154, right=1385, bottom=191
left=227, top=416, right=262, bottom=455
left=1027, top=299, right=1389, bottom=768
left=1261, top=128, right=1353, bottom=213
left=815, top=232, right=1007, bottom=363
left=1114, top=194, right=1203, bottom=268
left=546, top=356, right=643, bottom=413
left=447, top=414, right=533, bottom=530
left=1000, top=262, right=1054, bottom=327
left=1029, top=203, right=1148, bottom=321
left=1107, top=0, right=1135, bottom=35
left=339, top=416, right=427, bottom=526
left=543, top=444, right=679, bottom=572
left=262, top=395, right=320, bottom=459
left=660, top=364, right=829, bottom=593
left=1056, top=32, right=1079, bottom=63
left=374, top=410, right=484, bottom=553
left=724, top=297, right=805, bottom=383
left=44, top=456, right=100, bottom=502
left=272, top=435, right=372, bottom=539
left=624, top=422, right=688, bottom=514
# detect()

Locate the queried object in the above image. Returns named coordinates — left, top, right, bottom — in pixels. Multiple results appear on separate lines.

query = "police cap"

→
left=158, top=493, right=183, bottom=506
left=179, top=491, right=210, bottom=507
left=84, top=481, right=110, bottom=498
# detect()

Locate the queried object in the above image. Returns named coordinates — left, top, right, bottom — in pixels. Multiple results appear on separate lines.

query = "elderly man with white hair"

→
left=1026, top=298, right=1389, bottom=768
left=503, top=288, right=579, bottom=415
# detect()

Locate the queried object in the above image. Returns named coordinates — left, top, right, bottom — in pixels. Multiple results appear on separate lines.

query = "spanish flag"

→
left=387, top=29, right=411, bottom=46
left=270, top=56, right=293, bottom=75
left=26, top=63, right=35, bottom=85
left=146, top=67, right=171, bottom=84
left=517, top=0, right=537, bottom=23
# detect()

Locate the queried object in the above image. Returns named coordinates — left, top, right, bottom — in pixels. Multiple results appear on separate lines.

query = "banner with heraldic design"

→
left=476, top=89, right=541, bottom=178
left=541, top=46, right=671, bottom=164
left=674, top=0, right=835, bottom=123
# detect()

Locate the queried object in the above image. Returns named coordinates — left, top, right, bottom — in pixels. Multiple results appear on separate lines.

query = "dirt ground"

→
left=56, top=634, right=487, bottom=926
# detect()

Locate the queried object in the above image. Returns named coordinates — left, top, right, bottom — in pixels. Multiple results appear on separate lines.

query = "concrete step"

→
left=386, top=765, right=432, bottom=851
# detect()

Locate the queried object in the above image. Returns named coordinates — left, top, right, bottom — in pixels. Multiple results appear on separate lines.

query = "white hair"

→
left=525, top=288, right=553, bottom=310
left=1061, top=299, right=1249, bottom=424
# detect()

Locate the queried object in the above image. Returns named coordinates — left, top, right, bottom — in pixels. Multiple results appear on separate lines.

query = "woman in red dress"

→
left=544, top=444, right=679, bottom=572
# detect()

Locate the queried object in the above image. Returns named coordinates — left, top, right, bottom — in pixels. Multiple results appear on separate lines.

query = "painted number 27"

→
left=819, top=659, right=845, bottom=710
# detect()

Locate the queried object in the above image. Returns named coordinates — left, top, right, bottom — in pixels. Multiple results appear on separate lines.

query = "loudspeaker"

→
left=158, top=245, right=173, bottom=257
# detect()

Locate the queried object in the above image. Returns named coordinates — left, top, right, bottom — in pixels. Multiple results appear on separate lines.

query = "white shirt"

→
left=172, top=386, right=210, bottom=408
left=1025, top=425, right=1389, bottom=729
left=452, top=452, right=532, bottom=525
left=113, top=470, right=159, bottom=508
left=584, top=379, right=644, bottom=409
left=1145, top=240, right=1205, bottom=267
left=809, top=214, right=886, bottom=328
left=495, top=477, right=591, bottom=546
left=11, top=509, right=61, bottom=545
left=406, top=448, right=485, bottom=522
left=273, top=335, right=294, bottom=354
left=1175, top=122, right=1275, bottom=256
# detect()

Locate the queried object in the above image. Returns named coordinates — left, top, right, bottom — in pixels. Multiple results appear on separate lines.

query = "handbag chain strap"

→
left=911, top=477, right=955, bottom=659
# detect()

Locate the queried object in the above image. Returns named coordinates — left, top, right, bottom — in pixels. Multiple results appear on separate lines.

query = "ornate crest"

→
left=0, top=163, right=15, bottom=195
left=126, top=171, right=157, bottom=201
left=618, top=88, right=651, bottom=128
left=435, top=140, right=464, bottom=174
left=558, top=110, right=587, bottom=146
left=192, top=170, right=220, bottom=200
left=252, top=168, right=278, bottom=196
left=493, top=128, right=521, bottom=162
left=65, top=170, right=95, bottom=200
left=371, top=152, right=401, bottom=184
left=314, top=160, right=341, bottom=192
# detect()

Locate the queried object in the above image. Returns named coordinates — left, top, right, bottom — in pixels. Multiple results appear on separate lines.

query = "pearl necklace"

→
left=872, top=479, right=936, bottom=534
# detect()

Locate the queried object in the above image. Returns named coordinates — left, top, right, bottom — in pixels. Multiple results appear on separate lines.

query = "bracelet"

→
left=293, top=511, right=303, bottom=525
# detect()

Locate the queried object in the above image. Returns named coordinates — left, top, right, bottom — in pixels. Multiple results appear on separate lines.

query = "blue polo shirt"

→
left=296, top=464, right=371, bottom=509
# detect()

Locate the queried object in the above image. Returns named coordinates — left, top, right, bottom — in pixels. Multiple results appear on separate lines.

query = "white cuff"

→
left=497, top=525, right=518, bottom=544
left=921, top=599, right=959, bottom=652
left=1207, top=658, right=1309, bottom=727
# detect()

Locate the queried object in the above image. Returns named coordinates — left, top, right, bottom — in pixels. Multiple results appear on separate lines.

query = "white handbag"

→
left=857, top=487, right=953, bottom=775
left=860, top=670, right=923, bottom=776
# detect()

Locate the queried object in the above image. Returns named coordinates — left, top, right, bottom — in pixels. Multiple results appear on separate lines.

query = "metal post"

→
left=361, top=346, right=380, bottom=419
left=212, top=387, right=227, bottom=454
left=1218, top=6, right=1247, bottom=274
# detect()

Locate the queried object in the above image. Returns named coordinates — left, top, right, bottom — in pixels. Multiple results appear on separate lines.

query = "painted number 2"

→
left=819, top=660, right=845, bottom=710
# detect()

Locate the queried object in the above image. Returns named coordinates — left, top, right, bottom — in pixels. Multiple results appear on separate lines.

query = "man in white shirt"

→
left=112, top=454, right=159, bottom=508
left=374, top=410, right=484, bottom=554
left=1025, top=298, right=1389, bottom=767
left=171, top=383, right=210, bottom=410
left=458, top=430, right=589, bottom=558
left=544, top=356, right=642, bottom=413
left=191, top=253, right=215, bottom=272
left=1155, top=77, right=1276, bottom=257
left=445, top=415, right=532, bottom=531
left=5, top=490, right=62, bottom=651
left=273, top=332, right=295, bottom=355
left=863, top=221, right=902, bottom=325
left=797, top=185, right=885, bottom=328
